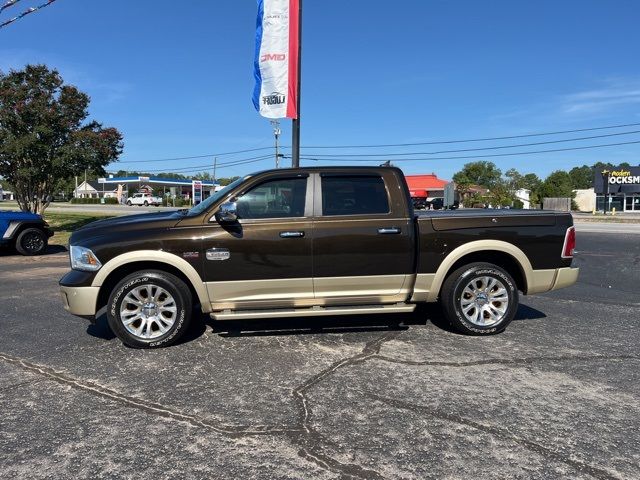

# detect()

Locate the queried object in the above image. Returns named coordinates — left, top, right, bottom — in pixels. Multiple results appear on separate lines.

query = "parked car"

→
left=126, top=193, right=162, bottom=207
left=0, top=211, right=53, bottom=255
left=59, top=167, right=578, bottom=348
left=430, top=197, right=444, bottom=210
left=411, top=197, right=428, bottom=210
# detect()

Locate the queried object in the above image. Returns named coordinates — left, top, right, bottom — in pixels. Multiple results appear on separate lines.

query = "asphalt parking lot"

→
left=0, top=227, right=638, bottom=479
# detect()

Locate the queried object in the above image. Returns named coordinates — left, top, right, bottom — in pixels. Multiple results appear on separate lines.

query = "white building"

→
left=0, top=184, right=15, bottom=201
left=73, top=180, right=121, bottom=199
left=514, top=188, right=531, bottom=209
left=574, top=188, right=596, bottom=212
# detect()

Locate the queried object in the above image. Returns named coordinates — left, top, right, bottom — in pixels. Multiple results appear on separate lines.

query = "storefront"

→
left=594, top=166, right=640, bottom=212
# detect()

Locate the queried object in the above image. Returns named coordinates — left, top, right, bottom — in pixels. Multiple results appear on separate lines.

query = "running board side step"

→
left=210, top=303, right=416, bottom=321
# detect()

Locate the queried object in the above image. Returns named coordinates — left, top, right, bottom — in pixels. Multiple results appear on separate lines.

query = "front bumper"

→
left=60, top=285, right=100, bottom=318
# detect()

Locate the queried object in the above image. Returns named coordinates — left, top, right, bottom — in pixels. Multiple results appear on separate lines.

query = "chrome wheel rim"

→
left=459, top=276, right=509, bottom=327
left=120, top=284, right=178, bottom=339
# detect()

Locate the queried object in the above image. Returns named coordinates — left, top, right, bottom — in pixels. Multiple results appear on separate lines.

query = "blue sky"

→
left=1, top=0, right=639, bottom=180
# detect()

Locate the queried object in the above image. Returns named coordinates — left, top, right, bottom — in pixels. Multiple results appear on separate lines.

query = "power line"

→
left=114, top=122, right=640, bottom=164
left=0, top=0, right=24, bottom=13
left=298, top=140, right=640, bottom=162
left=114, top=155, right=273, bottom=174
left=298, top=122, right=640, bottom=149
left=0, top=0, right=57, bottom=29
left=298, top=129, right=640, bottom=158
left=116, top=146, right=274, bottom=164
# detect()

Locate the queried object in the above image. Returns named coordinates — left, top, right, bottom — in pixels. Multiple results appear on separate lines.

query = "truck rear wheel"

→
left=107, top=270, right=192, bottom=348
left=440, top=262, right=518, bottom=335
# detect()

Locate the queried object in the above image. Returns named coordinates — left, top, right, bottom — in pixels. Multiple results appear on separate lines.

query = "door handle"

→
left=377, top=227, right=401, bottom=234
left=280, top=231, right=305, bottom=238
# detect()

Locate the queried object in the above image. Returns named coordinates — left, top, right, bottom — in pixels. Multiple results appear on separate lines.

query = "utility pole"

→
left=271, top=120, right=281, bottom=168
left=213, top=157, right=217, bottom=183
left=291, top=0, right=303, bottom=168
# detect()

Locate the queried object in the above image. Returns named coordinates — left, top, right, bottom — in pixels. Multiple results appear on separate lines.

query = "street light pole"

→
left=271, top=120, right=281, bottom=168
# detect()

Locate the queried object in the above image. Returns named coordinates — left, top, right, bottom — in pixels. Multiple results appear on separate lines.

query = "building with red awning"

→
left=405, top=173, right=449, bottom=199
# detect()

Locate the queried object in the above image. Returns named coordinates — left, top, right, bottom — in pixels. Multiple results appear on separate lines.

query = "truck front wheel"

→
left=15, top=228, right=48, bottom=256
left=107, top=270, right=193, bottom=348
left=440, top=262, right=518, bottom=335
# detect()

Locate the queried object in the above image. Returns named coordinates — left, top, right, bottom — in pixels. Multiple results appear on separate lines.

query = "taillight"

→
left=562, top=226, right=576, bottom=259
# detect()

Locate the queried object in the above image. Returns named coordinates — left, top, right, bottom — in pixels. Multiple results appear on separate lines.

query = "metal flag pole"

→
left=291, top=0, right=302, bottom=168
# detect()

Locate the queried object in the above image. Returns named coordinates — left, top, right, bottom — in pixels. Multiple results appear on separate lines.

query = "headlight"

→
left=70, top=245, right=102, bottom=272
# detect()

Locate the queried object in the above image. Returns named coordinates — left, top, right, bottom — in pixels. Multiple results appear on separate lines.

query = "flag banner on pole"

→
left=252, top=0, right=299, bottom=119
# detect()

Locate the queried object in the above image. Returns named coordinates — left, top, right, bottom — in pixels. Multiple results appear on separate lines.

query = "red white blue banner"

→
left=253, top=0, right=299, bottom=119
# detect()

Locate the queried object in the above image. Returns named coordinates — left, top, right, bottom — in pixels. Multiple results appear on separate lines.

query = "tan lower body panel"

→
left=207, top=274, right=412, bottom=311
left=551, top=267, right=579, bottom=291
left=60, top=286, right=100, bottom=316
left=410, top=267, right=579, bottom=302
left=527, top=269, right=559, bottom=294
left=314, top=274, right=409, bottom=298
left=409, top=273, right=436, bottom=302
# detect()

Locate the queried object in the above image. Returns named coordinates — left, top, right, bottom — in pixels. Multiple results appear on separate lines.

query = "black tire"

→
left=143, top=201, right=149, bottom=207
left=15, top=228, right=47, bottom=256
left=126, top=201, right=132, bottom=206
left=440, top=262, right=518, bottom=335
left=107, top=270, right=193, bottom=348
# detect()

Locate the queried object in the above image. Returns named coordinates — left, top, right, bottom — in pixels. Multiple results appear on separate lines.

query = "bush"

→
left=70, top=197, right=119, bottom=205
left=162, top=197, right=191, bottom=207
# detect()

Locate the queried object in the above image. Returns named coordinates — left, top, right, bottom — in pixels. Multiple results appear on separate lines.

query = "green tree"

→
left=539, top=170, right=575, bottom=199
left=487, top=180, right=515, bottom=207
left=0, top=65, right=123, bottom=214
left=217, top=176, right=241, bottom=186
left=568, top=165, right=594, bottom=189
left=504, top=168, right=524, bottom=191
left=453, top=161, right=502, bottom=188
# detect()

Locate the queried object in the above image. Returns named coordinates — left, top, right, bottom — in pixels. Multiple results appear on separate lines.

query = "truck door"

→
left=312, top=172, right=414, bottom=303
left=202, top=174, right=314, bottom=310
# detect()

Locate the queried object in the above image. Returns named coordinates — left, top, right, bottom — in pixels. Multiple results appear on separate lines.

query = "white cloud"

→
left=561, top=78, right=640, bottom=115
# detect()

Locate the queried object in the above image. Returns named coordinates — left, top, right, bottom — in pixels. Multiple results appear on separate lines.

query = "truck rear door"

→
left=312, top=170, right=414, bottom=303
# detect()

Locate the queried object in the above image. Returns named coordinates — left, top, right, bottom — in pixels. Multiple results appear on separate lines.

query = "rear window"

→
left=321, top=175, right=390, bottom=216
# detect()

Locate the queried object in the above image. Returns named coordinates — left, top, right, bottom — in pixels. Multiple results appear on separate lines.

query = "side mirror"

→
left=215, top=202, right=238, bottom=223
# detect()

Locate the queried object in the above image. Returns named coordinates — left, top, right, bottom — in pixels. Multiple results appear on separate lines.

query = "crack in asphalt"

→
left=0, top=352, right=301, bottom=438
left=365, top=393, right=624, bottom=480
left=286, top=332, right=401, bottom=480
left=372, top=353, right=640, bottom=368
left=286, top=344, right=638, bottom=479
left=3, top=342, right=637, bottom=480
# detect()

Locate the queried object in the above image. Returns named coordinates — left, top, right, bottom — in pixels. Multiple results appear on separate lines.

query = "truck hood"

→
left=70, top=210, right=186, bottom=245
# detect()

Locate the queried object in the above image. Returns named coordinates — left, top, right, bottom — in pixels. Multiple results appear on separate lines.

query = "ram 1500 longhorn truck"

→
left=59, top=167, right=578, bottom=348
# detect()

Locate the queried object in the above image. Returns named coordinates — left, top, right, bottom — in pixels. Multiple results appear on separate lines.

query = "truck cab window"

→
left=321, top=175, right=389, bottom=216
left=236, top=177, right=307, bottom=219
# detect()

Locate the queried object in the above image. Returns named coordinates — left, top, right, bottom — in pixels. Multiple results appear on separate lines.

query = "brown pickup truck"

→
left=59, top=167, right=578, bottom=348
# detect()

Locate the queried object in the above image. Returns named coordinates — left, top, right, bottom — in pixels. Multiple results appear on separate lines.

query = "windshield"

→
left=185, top=176, right=247, bottom=217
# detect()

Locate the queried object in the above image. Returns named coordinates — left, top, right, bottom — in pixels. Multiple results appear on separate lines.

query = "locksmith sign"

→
left=594, top=166, right=640, bottom=194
